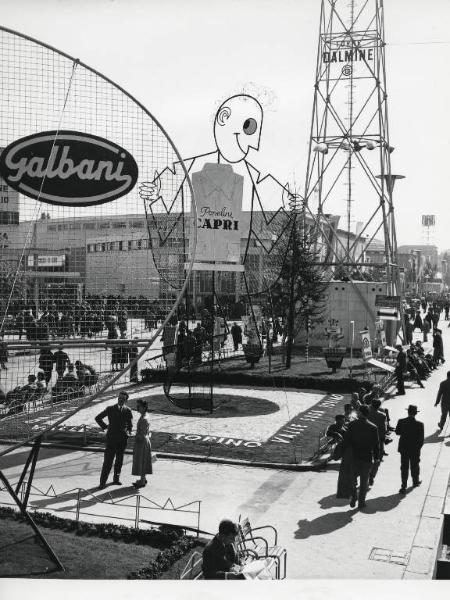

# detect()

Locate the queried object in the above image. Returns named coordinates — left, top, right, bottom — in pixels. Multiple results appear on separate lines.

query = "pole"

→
left=286, top=210, right=297, bottom=370
left=0, top=469, right=64, bottom=571
left=350, top=320, right=354, bottom=377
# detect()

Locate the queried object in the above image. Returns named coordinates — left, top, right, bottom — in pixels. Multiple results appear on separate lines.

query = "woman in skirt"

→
left=132, top=399, right=152, bottom=488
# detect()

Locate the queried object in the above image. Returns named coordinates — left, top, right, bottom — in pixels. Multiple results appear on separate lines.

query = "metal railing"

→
left=0, top=480, right=202, bottom=535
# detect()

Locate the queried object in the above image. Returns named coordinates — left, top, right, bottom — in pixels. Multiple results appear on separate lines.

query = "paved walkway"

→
left=1, top=324, right=450, bottom=581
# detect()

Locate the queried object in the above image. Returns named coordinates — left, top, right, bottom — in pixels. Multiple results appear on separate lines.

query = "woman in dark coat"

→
left=132, top=399, right=153, bottom=488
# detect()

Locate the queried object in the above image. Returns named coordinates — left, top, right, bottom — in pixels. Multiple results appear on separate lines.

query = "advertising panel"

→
left=360, top=329, right=373, bottom=361
left=191, top=163, right=244, bottom=268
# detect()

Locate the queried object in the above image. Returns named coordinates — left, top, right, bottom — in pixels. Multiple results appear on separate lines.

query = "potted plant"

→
left=322, top=319, right=346, bottom=373
left=242, top=321, right=263, bottom=368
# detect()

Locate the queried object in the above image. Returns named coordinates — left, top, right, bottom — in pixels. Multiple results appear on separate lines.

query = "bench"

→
left=180, top=551, right=203, bottom=580
left=237, top=516, right=287, bottom=579
left=179, top=545, right=260, bottom=580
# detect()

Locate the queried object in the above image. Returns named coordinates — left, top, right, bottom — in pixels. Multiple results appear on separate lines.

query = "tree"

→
left=270, top=209, right=328, bottom=368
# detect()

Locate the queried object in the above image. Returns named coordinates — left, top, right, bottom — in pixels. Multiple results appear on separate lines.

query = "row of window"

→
left=87, top=239, right=149, bottom=253
left=47, top=220, right=145, bottom=232
left=0, top=212, right=19, bottom=225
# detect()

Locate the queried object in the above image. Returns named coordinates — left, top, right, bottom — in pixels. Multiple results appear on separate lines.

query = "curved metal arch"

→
left=0, top=25, right=197, bottom=456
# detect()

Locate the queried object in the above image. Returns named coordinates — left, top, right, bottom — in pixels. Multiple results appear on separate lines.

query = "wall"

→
left=305, top=280, right=389, bottom=350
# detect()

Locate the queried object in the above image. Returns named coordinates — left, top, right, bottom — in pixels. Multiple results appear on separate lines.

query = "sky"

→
left=1, top=0, right=449, bottom=251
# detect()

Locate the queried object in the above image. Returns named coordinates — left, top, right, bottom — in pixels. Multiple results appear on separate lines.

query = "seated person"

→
left=350, top=392, right=361, bottom=410
left=19, top=374, right=38, bottom=403
left=52, top=364, right=81, bottom=401
left=74, top=360, right=98, bottom=386
left=326, top=414, right=347, bottom=440
left=36, top=371, right=47, bottom=392
left=202, top=519, right=245, bottom=580
left=4, top=374, right=37, bottom=414
left=343, top=403, right=357, bottom=423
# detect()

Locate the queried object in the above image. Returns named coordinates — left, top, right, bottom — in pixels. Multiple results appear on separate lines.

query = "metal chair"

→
left=237, top=516, right=287, bottom=579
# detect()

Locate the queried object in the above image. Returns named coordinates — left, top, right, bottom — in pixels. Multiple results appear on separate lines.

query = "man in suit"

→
left=395, top=404, right=424, bottom=493
left=202, top=519, right=244, bottom=580
left=345, top=405, right=380, bottom=509
left=435, top=370, right=450, bottom=432
left=95, top=390, right=133, bottom=490
left=368, top=398, right=387, bottom=486
left=395, top=345, right=407, bottom=396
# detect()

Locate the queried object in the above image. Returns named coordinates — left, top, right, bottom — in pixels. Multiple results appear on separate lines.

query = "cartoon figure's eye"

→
left=243, top=118, right=257, bottom=135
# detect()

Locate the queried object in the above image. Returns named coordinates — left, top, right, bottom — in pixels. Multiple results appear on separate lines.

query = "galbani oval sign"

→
left=0, top=130, right=139, bottom=207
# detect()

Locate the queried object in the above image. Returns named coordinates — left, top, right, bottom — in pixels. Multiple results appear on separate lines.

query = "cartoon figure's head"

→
left=214, top=94, right=263, bottom=163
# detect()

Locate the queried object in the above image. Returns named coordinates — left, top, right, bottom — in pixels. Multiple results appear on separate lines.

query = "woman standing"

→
left=132, top=399, right=153, bottom=488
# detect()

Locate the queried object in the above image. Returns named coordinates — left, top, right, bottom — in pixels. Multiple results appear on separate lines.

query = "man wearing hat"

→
left=395, top=405, right=424, bottom=493
left=435, top=370, right=450, bottom=432
left=346, top=405, right=380, bottom=509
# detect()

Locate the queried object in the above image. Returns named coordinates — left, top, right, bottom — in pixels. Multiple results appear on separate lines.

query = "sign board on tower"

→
left=360, top=329, right=372, bottom=361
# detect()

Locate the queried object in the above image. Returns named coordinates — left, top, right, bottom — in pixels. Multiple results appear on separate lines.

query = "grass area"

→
left=213, top=351, right=370, bottom=380
left=0, top=516, right=160, bottom=578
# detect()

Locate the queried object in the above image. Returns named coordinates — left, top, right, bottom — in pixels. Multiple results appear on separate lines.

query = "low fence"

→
left=0, top=480, right=202, bottom=535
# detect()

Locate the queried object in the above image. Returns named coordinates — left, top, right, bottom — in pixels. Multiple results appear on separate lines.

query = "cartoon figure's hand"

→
left=139, top=175, right=161, bottom=205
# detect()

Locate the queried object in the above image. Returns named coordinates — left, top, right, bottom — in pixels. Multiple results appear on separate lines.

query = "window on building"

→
left=83, top=223, right=96, bottom=230
left=47, top=225, right=57, bottom=232
left=112, top=222, right=127, bottom=229
left=98, top=222, right=110, bottom=229
left=129, top=221, right=144, bottom=229
left=69, top=223, right=81, bottom=230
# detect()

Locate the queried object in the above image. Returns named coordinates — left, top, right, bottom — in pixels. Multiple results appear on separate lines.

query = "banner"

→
left=191, top=163, right=244, bottom=267
left=375, top=295, right=401, bottom=308
left=422, top=215, right=435, bottom=227
left=360, top=329, right=372, bottom=361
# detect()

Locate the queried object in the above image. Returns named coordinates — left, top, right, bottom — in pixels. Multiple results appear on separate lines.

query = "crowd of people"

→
left=0, top=344, right=99, bottom=416
left=323, top=295, right=448, bottom=508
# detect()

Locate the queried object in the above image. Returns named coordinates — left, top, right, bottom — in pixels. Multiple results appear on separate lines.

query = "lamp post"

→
left=349, top=320, right=355, bottom=378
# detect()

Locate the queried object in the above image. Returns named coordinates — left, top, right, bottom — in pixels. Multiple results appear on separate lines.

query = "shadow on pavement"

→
left=361, top=489, right=412, bottom=514
left=294, top=509, right=358, bottom=539
left=424, top=431, right=445, bottom=444
left=29, top=483, right=136, bottom=511
left=318, top=493, right=351, bottom=509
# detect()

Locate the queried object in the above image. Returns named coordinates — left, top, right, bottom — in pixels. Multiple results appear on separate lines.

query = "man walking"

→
left=346, top=405, right=380, bottom=509
left=433, top=329, right=445, bottom=365
left=368, top=398, right=387, bottom=487
left=395, top=345, right=407, bottom=396
left=231, top=322, right=242, bottom=352
left=435, top=370, right=450, bottom=432
left=395, top=405, right=424, bottom=493
left=95, top=390, right=133, bottom=490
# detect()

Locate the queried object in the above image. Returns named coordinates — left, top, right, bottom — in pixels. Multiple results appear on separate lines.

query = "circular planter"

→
left=243, top=344, right=263, bottom=368
left=323, top=346, right=347, bottom=373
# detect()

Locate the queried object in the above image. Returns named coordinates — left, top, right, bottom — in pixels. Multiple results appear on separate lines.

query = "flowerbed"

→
left=0, top=506, right=205, bottom=579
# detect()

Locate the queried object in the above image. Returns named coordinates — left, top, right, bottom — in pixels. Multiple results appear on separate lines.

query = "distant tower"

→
left=303, top=0, right=402, bottom=295
left=421, top=214, right=435, bottom=246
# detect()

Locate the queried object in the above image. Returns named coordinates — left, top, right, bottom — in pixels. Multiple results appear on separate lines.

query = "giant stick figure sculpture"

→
left=140, top=94, right=294, bottom=297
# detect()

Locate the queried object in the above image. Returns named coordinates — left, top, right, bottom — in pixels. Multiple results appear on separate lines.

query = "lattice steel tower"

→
left=303, top=0, right=402, bottom=294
